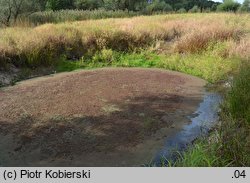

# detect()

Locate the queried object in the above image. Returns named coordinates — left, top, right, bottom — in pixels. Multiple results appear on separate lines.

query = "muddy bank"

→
left=0, top=68, right=206, bottom=166
left=0, top=65, right=55, bottom=87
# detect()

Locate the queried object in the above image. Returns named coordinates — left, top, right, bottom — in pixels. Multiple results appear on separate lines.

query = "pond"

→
left=0, top=68, right=222, bottom=166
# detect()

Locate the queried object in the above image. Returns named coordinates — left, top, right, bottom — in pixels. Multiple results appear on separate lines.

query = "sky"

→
left=214, top=0, right=244, bottom=3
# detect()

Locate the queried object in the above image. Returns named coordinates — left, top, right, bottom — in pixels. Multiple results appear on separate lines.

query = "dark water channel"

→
left=153, top=91, right=222, bottom=166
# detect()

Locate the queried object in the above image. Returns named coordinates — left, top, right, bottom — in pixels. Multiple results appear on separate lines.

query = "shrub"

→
left=189, top=5, right=199, bottom=13
left=239, top=0, right=250, bottom=12
left=92, top=49, right=118, bottom=64
left=217, top=0, right=240, bottom=12
left=46, top=0, right=75, bottom=11
left=177, top=8, right=187, bottom=13
left=74, top=0, right=103, bottom=10
left=146, top=0, right=173, bottom=13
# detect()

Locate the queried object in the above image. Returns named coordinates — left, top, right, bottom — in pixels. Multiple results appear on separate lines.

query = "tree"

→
left=46, top=0, right=75, bottom=10
left=103, top=0, right=146, bottom=11
left=177, top=7, right=187, bottom=13
left=211, top=3, right=219, bottom=11
left=148, top=0, right=172, bottom=11
left=103, top=0, right=117, bottom=10
left=163, top=0, right=221, bottom=12
left=217, top=0, right=240, bottom=12
left=34, top=0, right=47, bottom=11
left=74, top=0, right=103, bottom=10
left=124, top=0, right=147, bottom=11
left=198, top=0, right=206, bottom=12
left=0, top=0, right=13, bottom=26
left=189, top=5, right=199, bottom=13
left=240, top=0, right=250, bottom=12
left=0, top=0, right=42, bottom=26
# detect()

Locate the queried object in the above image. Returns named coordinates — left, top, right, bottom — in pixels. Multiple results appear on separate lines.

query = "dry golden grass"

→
left=0, top=13, right=249, bottom=68
left=229, top=36, right=250, bottom=60
left=174, top=25, right=242, bottom=53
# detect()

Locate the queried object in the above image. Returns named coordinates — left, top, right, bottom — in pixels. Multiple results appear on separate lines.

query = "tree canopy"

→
left=0, top=0, right=247, bottom=27
left=24, top=0, right=224, bottom=12
left=217, top=0, right=241, bottom=12
left=240, top=0, right=250, bottom=11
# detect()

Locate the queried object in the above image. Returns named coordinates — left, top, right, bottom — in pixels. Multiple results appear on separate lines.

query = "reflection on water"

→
left=154, top=92, right=222, bottom=166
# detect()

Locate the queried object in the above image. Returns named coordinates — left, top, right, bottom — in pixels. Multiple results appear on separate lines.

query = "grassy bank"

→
left=171, top=64, right=250, bottom=167
left=0, top=13, right=249, bottom=69
left=56, top=47, right=239, bottom=83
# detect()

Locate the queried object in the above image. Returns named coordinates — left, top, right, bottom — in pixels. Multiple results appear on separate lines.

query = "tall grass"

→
left=56, top=45, right=239, bottom=83
left=26, top=9, right=139, bottom=25
left=220, top=66, right=250, bottom=166
left=171, top=64, right=250, bottom=167
left=0, top=13, right=249, bottom=70
left=228, top=65, right=250, bottom=124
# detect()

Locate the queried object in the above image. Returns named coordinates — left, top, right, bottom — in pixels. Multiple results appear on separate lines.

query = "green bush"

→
left=177, top=8, right=187, bottom=13
left=74, top=0, right=102, bottom=10
left=217, top=0, right=240, bottom=12
left=46, top=0, right=75, bottom=10
left=189, top=5, right=199, bottom=13
left=239, top=0, right=250, bottom=12
left=146, top=0, right=173, bottom=13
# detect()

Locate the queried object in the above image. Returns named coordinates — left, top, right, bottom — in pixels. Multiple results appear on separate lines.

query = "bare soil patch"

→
left=0, top=68, right=206, bottom=166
